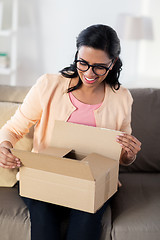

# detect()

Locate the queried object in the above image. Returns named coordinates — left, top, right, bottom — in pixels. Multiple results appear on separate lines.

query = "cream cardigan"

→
left=0, top=74, right=133, bottom=153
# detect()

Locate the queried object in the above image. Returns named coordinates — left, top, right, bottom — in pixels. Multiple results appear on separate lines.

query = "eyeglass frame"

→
left=75, top=59, right=114, bottom=76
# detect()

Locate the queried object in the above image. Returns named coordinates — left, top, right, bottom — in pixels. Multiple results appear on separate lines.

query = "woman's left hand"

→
left=116, top=133, right=141, bottom=165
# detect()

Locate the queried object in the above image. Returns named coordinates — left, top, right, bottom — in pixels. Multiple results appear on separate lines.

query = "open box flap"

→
left=50, top=121, right=122, bottom=161
left=39, top=146, right=72, bottom=157
left=83, top=153, right=119, bottom=180
left=12, top=149, right=94, bottom=181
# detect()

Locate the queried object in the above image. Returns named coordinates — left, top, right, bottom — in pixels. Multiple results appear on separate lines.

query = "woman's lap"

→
left=21, top=196, right=109, bottom=240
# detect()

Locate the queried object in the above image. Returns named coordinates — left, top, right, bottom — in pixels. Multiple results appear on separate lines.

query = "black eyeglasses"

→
left=75, top=59, right=114, bottom=76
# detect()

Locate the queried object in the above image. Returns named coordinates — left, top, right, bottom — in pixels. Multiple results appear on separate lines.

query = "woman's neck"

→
left=69, top=78, right=105, bottom=105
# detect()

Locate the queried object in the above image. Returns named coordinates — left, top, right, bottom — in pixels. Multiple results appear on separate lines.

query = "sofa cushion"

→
left=120, top=88, right=160, bottom=173
left=111, top=173, right=160, bottom=240
left=0, top=102, right=33, bottom=187
left=100, top=205, right=112, bottom=240
left=0, top=185, right=30, bottom=240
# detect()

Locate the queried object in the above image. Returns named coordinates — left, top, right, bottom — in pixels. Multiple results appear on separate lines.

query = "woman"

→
left=0, top=24, right=141, bottom=240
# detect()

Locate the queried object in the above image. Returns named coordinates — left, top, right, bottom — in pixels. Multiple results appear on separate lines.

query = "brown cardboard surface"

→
left=12, top=121, right=122, bottom=213
left=51, top=121, right=121, bottom=161
left=39, top=146, right=72, bottom=157
left=19, top=167, right=96, bottom=212
left=12, top=149, right=94, bottom=180
left=82, top=153, right=119, bottom=180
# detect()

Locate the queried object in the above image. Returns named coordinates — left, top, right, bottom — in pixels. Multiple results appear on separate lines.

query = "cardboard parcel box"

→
left=12, top=120, right=122, bottom=213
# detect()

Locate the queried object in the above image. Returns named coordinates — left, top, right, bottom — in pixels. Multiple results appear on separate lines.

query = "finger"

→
left=0, top=157, right=18, bottom=168
left=0, top=151, right=19, bottom=164
left=116, top=134, right=141, bottom=152
left=119, top=137, right=140, bottom=156
left=118, top=139, right=138, bottom=154
left=0, top=162, right=17, bottom=169
left=116, top=135, right=136, bottom=152
left=0, top=147, right=15, bottom=158
left=118, top=180, right=122, bottom=187
left=0, top=148, right=21, bottom=167
left=118, top=133, right=141, bottom=146
left=0, top=152, right=14, bottom=164
left=0, top=147, right=20, bottom=162
left=119, top=142, right=136, bottom=156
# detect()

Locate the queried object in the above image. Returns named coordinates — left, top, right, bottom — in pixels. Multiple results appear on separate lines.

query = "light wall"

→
left=0, top=0, right=160, bottom=88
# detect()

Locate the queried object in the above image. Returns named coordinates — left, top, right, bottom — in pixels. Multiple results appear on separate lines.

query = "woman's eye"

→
left=80, top=61, right=87, bottom=66
left=95, top=66, right=105, bottom=70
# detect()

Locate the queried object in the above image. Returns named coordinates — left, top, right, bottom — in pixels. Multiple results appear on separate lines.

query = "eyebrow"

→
left=79, top=57, right=111, bottom=66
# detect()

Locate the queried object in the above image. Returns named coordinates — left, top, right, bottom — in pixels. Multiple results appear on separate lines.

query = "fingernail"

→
left=119, top=133, right=124, bottom=136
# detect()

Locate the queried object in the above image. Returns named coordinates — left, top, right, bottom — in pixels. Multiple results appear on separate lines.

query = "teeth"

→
left=85, top=76, right=95, bottom=81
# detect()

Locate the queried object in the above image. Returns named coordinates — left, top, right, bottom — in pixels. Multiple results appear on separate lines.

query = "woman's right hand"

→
left=0, top=141, right=21, bottom=169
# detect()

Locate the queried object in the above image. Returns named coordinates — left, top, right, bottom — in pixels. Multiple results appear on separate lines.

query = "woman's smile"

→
left=83, top=75, right=98, bottom=84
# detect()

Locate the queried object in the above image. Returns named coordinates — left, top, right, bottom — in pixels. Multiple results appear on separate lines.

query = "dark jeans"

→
left=21, top=196, right=109, bottom=240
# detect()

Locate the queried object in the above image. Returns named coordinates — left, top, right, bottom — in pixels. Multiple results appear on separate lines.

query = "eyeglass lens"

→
left=76, top=60, right=109, bottom=76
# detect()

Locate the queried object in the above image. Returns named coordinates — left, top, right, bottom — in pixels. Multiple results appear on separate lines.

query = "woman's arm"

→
left=0, top=76, right=43, bottom=147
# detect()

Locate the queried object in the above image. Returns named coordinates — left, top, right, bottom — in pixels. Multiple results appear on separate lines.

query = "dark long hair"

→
left=60, top=24, right=122, bottom=92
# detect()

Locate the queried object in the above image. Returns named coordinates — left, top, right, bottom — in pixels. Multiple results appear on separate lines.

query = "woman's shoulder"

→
left=28, top=73, right=70, bottom=100
left=36, top=73, right=69, bottom=87
left=32, top=73, right=69, bottom=95
left=118, top=85, right=132, bottom=97
left=106, top=84, right=133, bottom=104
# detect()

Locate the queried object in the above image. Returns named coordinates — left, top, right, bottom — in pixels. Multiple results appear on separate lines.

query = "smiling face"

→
left=77, top=46, right=113, bottom=89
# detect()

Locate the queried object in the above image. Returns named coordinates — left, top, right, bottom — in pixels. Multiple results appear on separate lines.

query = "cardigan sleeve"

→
left=0, top=75, right=44, bottom=146
left=120, top=89, right=133, bottom=134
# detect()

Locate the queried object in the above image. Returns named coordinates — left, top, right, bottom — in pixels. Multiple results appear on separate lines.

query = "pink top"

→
left=68, top=92, right=102, bottom=127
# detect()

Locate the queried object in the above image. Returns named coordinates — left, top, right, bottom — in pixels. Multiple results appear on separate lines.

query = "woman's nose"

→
left=85, top=67, right=95, bottom=77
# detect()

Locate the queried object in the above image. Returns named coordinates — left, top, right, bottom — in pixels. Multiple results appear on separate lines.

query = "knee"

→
left=22, top=198, right=51, bottom=219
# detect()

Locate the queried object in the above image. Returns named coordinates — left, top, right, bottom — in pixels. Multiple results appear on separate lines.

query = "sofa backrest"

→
left=120, top=88, right=160, bottom=173
left=0, top=85, right=30, bottom=103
